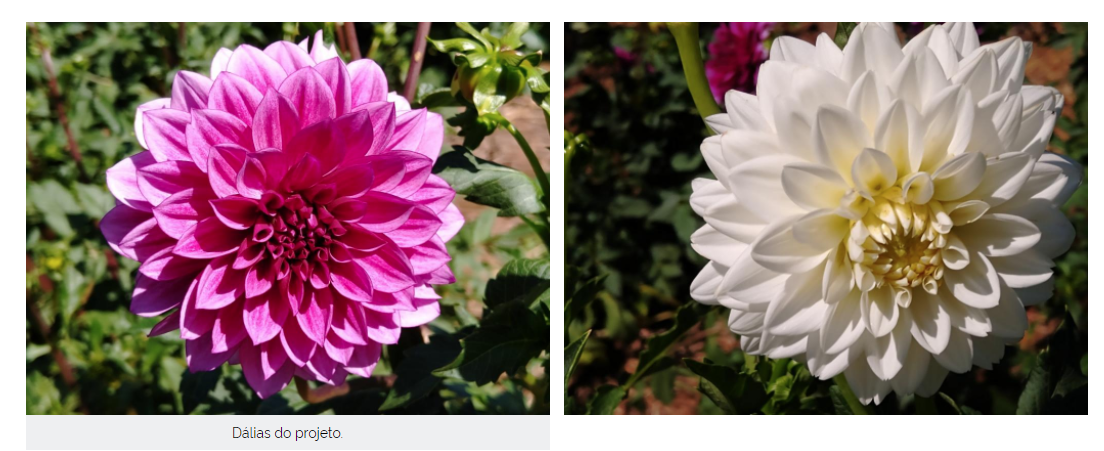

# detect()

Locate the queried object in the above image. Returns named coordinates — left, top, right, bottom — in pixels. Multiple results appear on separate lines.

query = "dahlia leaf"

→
left=625, top=302, right=708, bottom=388
left=75, top=183, right=115, bottom=219
left=433, top=301, right=548, bottom=385
left=685, top=359, right=768, bottom=415
left=30, top=180, right=80, bottom=237
left=499, top=22, right=528, bottom=51
left=380, top=333, right=463, bottom=411
left=829, top=386, right=854, bottom=415
left=586, top=385, right=626, bottom=415
left=484, top=258, right=550, bottom=310
left=565, top=330, right=591, bottom=387
left=433, top=146, right=543, bottom=217
left=180, top=369, right=221, bottom=414
left=834, top=22, right=858, bottom=49
left=1016, top=357, right=1050, bottom=415
left=565, top=274, right=606, bottom=331
left=427, top=37, right=480, bottom=53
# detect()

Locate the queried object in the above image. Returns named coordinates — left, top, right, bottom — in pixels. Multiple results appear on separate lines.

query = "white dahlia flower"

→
left=689, top=22, right=1081, bottom=404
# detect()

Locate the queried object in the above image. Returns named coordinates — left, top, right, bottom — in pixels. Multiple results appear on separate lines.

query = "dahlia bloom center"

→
left=851, top=188, right=948, bottom=296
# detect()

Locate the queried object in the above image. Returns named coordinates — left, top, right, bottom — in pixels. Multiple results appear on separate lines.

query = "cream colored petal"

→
left=717, top=244, right=790, bottom=307
left=814, top=33, right=843, bottom=76
left=814, top=105, right=872, bottom=182
left=956, top=213, right=1041, bottom=257
left=781, top=162, right=850, bottom=211
left=865, top=308, right=912, bottom=380
left=931, top=152, right=986, bottom=201
left=861, top=284, right=899, bottom=337
left=944, top=250, right=1000, bottom=308
left=844, top=357, right=892, bottom=405
left=909, top=289, right=952, bottom=354
left=988, top=280, right=1028, bottom=341
left=946, top=199, right=990, bottom=226
left=792, top=209, right=851, bottom=250
left=822, top=246, right=854, bottom=305
left=719, top=130, right=782, bottom=171
left=821, top=289, right=864, bottom=355
left=991, top=248, right=1054, bottom=288
left=764, top=263, right=829, bottom=336
left=851, top=148, right=898, bottom=196
left=750, top=215, right=833, bottom=274
left=690, top=224, right=747, bottom=266
left=932, top=328, right=974, bottom=374
left=875, top=99, right=923, bottom=175
left=848, top=71, right=886, bottom=133
left=1014, top=275, right=1054, bottom=307
left=690, top=261, right=727, bottom=304
left=966, top=152, right=1035, bottom=208
left=890, top=344, right=931, bottom=395
left=770, top=36, right=816, bottom=64
left=726, top=155, right=807, bottom=222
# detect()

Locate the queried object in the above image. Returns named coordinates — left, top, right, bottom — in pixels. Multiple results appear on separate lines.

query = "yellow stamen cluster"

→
left=848, top=187, right=950, bottom=295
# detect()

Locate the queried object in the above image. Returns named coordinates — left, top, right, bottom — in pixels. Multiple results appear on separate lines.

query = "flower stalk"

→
left=833, top=375, right=873, bottom=415
left=668, top=22, right=721, bottom=131
left=503, top=118, right=550, bottom=198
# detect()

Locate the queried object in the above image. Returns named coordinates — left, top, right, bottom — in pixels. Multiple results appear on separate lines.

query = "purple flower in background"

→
left=706, top=22, right=774, bottom=104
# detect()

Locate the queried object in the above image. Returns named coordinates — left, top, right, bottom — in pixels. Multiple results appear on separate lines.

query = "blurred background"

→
left=565, top=22, right=1086, bottom=414
left=26, top=22, right=550, bottom=414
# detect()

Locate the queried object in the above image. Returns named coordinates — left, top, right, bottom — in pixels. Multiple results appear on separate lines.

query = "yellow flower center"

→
left=850, top=187, right=949, bottom=295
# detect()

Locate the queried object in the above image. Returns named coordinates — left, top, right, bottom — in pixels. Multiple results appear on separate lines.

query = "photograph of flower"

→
left=27, top=22, right=551, bottom=415
left=566, top=22, right=1086, bottom=414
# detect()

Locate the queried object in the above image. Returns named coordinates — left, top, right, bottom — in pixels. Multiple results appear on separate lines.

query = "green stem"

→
left=915, top=395, right=938, bottom=415
left=832, top=374, right=873, bottom=415
left=502, top=119, right=550, bottom=199
left=667, top=22, right=721, bottom=132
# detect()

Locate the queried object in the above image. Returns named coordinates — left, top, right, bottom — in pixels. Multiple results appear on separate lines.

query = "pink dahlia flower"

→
left=705, top=22, right=774, bottom=104
left=101, top=31, right=464, bottom=398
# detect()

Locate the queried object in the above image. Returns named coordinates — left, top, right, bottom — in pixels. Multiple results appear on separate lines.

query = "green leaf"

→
left=472, top=65, right=506, bottom=114
left=417, top=88, right=460, bottom=109
left=1053, top=368, right=1088, bottom=398
left=380, top=333, right=463, bottom=411
left=433, top=146, right=543, bottom=216
left=29, top=180, right=80, bottom=237
left=565, top=274, right=606, bottom=329
left=484, top=258, right=550, bottom=310
left=427, top=37, right=480, bottom=53
left=500, top=22, right=529, bottom=50
left=75, top=183, right=114, bottom=219
left=524, top=66, right=550, bottom=93
left=684, top=359, right=767, bottom=415
left=938, top=392, right=962, bottom=414
left=834, top=22, right=859, bottom=49
left=455, top=22, right=492, bottom=50
left=829, top=386, right=854, bottom=415
left=180, top=369, right=220, bottom=414
left=1017, top=357, right=1051, bottom=414
left=433, top=301, right=548, bottom=385
left=586, top=385, right=626, bottom=415
left=564, top=330, right=591, bottom=387
left=625, top=303, right=706, bottom=387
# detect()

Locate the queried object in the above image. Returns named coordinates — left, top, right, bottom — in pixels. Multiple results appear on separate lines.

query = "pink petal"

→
left=131, top=272, right=191, bottom=317
left=296, top=287, right=333, bottom=346
left=233, top=241, right=266, bottom=270
left=310, top=260, right=331, bottom=289
left=101, top=204, right=174, bottom=261
left=137, top=160, right=207, bottom=207
left=279, top=318, right=317, bottom=366
left=207, top=143, right=248, bottom=198
left=325, top=162, right=374, bottom=198
left=324, top=333, right=355, bottom=365
left=226, top=44, right=288, bottom=92
left=308, top=30, right=340, bottom=62
left=210, top=196, right=260, bottom=230
left=386, top=205, right=442, bottom=248
left=304, top=350, right=338, bottom=383
left=210, top=300, right=247, bottom=353
left=252, top=89, right=301, bottom=151
left=207, top=72, right=263, bottom=123
left=240, top=341, right=296, bottom=398
left=186, top=333, right=234, bottom=372
left=283, top=276, right=305, bottom=313
left=209, top=48, right=233, bottom=80
left=333, top=109, right=376, bottom=161
left=381, top=151, right=434, bottom=198
left=195, top=254, right=245, bottom=310
left=251, top=150, right=290, bottom=187
left=340, top=224, right=386, bottom=252
left=328, top=197, right=367, bottom=222
left=362, top=286, right=415, bottom=313
left=403, top=236, right=450, bottom=275
left=244, top=258, right=276, bottom=299
left=263, top=41, right=315, bottom=76
left=330, top=294, right=368, bottom=345
left=139, top=246, right=207, bottom=281
left=396, top=286, right=442, bottom=327
left=174, top=217, right=247, bottom=259
left=354, top=102, right=396, bottom=155
left=329, top=260, right=374, bottom=304
left=244, top=290, right=289, bottom=344
left=152, top=188, right=215, bottom=239
left=284, top=119, right=346, bottom=174
left=170, top=71, right=213, bottom=112
left=363, top=309, right=400, bottom=344
left=387, top=108, right=427, bottom=152
left=412, top=111, right=445, bottom=163
left=360, top=154, right=406, bottom=192
left=179, top=278, right=215, bottom=339
left=186, top=109, right=250, bottom=172
left=134, top=98, right=171, bottom=149
left=285, top=153, right=322, bottom=192
left=408, top=174, right=456, bottom=213
left=344, top=341, right=382, bottom=378
left=106, top=151, right=156, bottom=212
left=149, top=310, right=181, bottom=337
left=315, top=58, right=352, bottom=116
left=436, top=203, right=464, bottom=242
left=358, top=192, right=415, bottom=233
left=357, top=241, right=415, bottom=293
left=279, top=67, right=336, bottom=128
left=424, top=263, right=456, bottom=285
left=142, top=108, right=193, bottom=162
left=348, top=59, right=388, bottom=107
left=236, top=156, right=267, bottom=199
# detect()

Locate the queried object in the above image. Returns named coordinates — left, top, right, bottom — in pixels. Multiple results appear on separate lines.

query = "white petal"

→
left=943, top=250, right=1000, bottom=308
left=719, top=130, right=781, bottom=169
left=991, top=248, right=1054, bottom=288
left=942, top=233, right=970, bottom=271
left=918, top=85, right=962, bottom=171
left=727, top=155, right=806, bottom=222
left=1031, top=207, right=1077, bottom=258
left=771, top=36, right=816, bottom=64
left=210, top=47, right=233, bottom=80
left=814, top=33, right=843, bottom=75
left=717, top=245, right=790, bottom=308
left=814, top=105, right=872, bottom=182
left=966, top=152, right=1035, bottom=208
left=765, top=264, right=829, bottom=336
left=762, top=333, right=808, bottom=359
left=844, top=357, right=892, bottom=405
left=953, top=48, right=999, bottom=101
left=728, top=310, right=765, bottom=336
left=890, top=344, right=931, bottom=395
left=866, top=308, right=912, bottom=380
left=724, top=90, right=770, bottom=132
left=822, top=246, right=854, bottom=305
left=931, top=152, right=986, bottom=201
left=860, top=24, right=904, bottom=84
left=690, top=179, right=769, bottom=244
left=701, top=135, right=730, bottom=190
left=914, top=355, right=950, bottom=397
left=807, top=331, right=851, bottom=380
left=988, top=281, right=1028, bottom=340
left=956, top=213, right=1041, bottom=257
left=875, top=99, right=923, bottom=175
left=851, top=148, right=898, bottom=196
left=750, top=215, right=832, bottom=274
left=944, top=296, right=992, bottom=337
left=932, top=328, right=974, bottom=373
left=1015, top=276, right=1054, bottom=307
left=690, top=225, right=747, bottom=266
left=995, top=152, right=1082, bottom=215
left=821, top=289, right=864, bottom=354
left=861, top=285, right=899, bottom=337
left=909, top=289, right=952, bottom=354
left=901, top=173, right=934, bottom=205
left=943, top=22, right=980, bottom=57
left=946, top=199, right=990, bottom=226
left=971, top=335, right=1005, bottom=370
left=690, top=261, right=727, bottom=304
left=848, top=71, right=885, bottom=132
left=792, top=209, right=850, bottom=250
left=781, top=162, right=850, bottom=211
left=771, top=95, right=817, bottom=161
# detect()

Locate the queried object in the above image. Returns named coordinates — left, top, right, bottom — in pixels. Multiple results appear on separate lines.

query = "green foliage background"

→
left=26, top=22, right=551, bottom=415
left=565, top=22, right=1087, bottom=415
